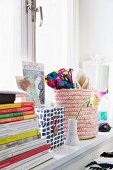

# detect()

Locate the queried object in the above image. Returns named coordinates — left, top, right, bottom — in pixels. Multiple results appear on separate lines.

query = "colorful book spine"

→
left=0, top=144, right=50, bottom=169
left=0, top=138, right=46, bottom=157
left=0, top=102, right=34, bottom=110
left=0, top=114, right=36, bottom=124
left=5, top=151, right=54, bottom=170
left=0, top=142, right=45, bottom=162
left=24, top=114, right=36, bottom=120
left=0, top=124, right=39, bottom=139
left=0, top=119, right=36, bottom=127
left=0, top=135, right=40, bottom=151
left=0, top=138, right=47, bottom=161
left=0, top=112, right=23, bottom=118
left=0, top=116, right=23, bottom=124
left=0, top=111, right=35, bottom=119
left=0, top=106, right=34, bottom=114
left=0, top=120, right=39, bottom=134
left=23, top=111, right=35, bottom=116
left=0, top=129, right=40, bottom=145
left=3, top=150, right=52, bottom=170
left=0, top=121, right=39, bottom=138
left=0, top=119, right=38, bottom=132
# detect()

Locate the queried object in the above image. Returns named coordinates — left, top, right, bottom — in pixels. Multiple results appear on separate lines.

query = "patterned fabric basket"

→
left=54, top=89, right=98, bottom=140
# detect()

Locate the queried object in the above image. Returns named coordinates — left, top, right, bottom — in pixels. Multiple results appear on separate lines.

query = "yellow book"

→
left=0, top=102, right=33, bottom=110
left=0, top=129, right=40, bottom=145
left=0, top=103, right=21, bottom=110
left=24, top=114, right=36, bottom=120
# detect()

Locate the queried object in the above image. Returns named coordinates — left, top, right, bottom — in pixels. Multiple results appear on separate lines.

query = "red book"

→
left=0, top=144, right=50, bottom=169
left=21, top=102, right=34, bottom=107
left=23, top=111, right=35, bottom=116
left=0, top=106, right=34, bottom=114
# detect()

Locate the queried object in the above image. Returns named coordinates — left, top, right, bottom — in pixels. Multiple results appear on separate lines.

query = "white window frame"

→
left=21, top=0, right=28, bottom=61
left=67, top=0, right=79, bottom=68
left=26, top=0, right=79, bottom=67
left=21, top=0, right=35, bottom=62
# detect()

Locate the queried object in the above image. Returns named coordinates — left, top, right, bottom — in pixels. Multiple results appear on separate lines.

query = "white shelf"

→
left=32, top=130, right=113, bottom=170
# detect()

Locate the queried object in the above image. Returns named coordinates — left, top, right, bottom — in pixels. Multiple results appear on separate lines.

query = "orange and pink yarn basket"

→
left=54, top=89, right=98, bottom=140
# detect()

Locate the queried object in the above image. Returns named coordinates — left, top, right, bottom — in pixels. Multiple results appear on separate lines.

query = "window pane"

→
left=36, top=0, right=68, bottom=102
left=36, top=0, right=68, bottom=74
left=0, top=0, right=22, bottom=91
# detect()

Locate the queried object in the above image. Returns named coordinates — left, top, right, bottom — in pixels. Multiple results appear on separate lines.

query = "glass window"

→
left=36, top=0, right=68, bottom=74
left=0, top=0, right=27, bottom=91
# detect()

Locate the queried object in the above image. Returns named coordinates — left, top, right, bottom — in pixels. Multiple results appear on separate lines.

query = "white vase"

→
left=65, top=119, right=79, bottom=146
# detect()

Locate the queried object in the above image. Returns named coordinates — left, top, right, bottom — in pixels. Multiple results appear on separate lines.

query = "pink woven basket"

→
left=54, top=89, right=98, bottom=140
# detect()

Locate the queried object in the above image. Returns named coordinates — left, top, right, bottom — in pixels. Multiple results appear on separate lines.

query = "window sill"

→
left=32, top=130, right=113, bottom=170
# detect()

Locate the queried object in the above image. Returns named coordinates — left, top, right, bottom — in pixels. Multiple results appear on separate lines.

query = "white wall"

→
left=79, top=1, right=113, bottom=125
left=79, top=0, right=113, bottom=65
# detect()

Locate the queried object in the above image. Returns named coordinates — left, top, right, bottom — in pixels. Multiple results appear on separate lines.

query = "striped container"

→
left=54, top=89, right=98, bottom=140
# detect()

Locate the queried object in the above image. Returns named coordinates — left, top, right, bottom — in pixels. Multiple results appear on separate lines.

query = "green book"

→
left=0, top=112, right=23, bottom=119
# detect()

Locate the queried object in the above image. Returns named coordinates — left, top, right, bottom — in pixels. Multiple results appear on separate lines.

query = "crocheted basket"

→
left=54, top=89, right=98, bottom=140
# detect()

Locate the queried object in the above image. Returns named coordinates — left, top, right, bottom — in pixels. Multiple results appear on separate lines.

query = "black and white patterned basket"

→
left=36, top=107, right=64, bottom=149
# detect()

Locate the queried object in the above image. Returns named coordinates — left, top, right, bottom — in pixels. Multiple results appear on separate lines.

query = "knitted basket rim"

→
left=54, top=89, right=96, bottom=92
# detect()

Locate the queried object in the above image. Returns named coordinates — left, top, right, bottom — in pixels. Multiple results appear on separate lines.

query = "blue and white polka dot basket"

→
left=35, top=107, right=64, bottom=149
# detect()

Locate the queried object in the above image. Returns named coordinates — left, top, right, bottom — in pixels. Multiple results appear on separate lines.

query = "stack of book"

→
left=0, top=102, right=53, bottom=170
